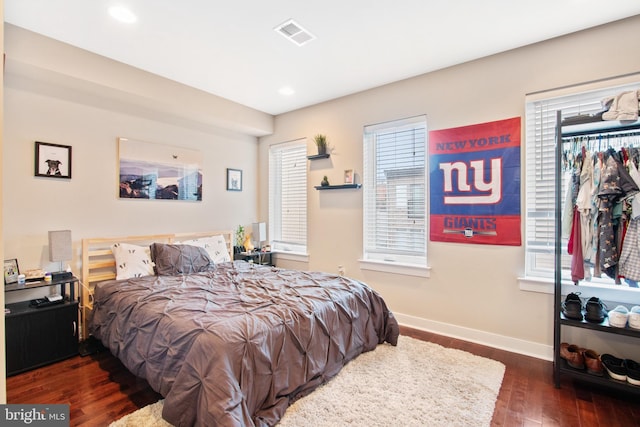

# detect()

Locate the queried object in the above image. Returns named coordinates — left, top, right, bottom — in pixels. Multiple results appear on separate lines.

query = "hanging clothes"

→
left=562, top=128, right=640, bottom=285
left=597, top=150, right=639, bottom=278
left=575, top=150, right=594, bottom=279
left=570, top=207, right=585, bottom=282
left=590, top=154, right=603, bottom=277
left=598, top=198, right=617, bottom=278
left=619, top=218, right=640, bottom=281
left=562, top=168, right=580, bottom=239
left=629, top=158, right=640, bottom=218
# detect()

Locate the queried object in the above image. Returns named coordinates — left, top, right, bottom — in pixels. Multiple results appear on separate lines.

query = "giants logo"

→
left=438, top=158, right=502, bottom=205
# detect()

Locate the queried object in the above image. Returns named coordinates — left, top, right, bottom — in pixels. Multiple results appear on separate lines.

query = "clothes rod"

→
left=561, top=122, right=640, bottom=138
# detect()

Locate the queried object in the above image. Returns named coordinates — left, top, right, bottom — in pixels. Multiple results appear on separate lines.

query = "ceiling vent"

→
left=274, top=19, right=316, bottom=46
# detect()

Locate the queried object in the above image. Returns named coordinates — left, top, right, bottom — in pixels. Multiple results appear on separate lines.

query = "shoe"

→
left=629, top=306, right=640, bottom=330
left=561, top=292, right=583, bottom=320
left=582, top=349, right=604, bottom=376
left=608, top=305, right=629, bottom=328
left=560, top=343, right=585, bottom=369
left=624, top=359, right=640, bottom=386
left=585, top=296, right=607, bottom=323
left=601, top=353, right=627, bottom=381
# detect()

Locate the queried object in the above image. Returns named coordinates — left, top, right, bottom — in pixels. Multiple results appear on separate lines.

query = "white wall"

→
left=259, top=15, right=640, bottom=359
left=3, top=90, right=256, bottom=278
left=2, top=26, right=272, bottom=305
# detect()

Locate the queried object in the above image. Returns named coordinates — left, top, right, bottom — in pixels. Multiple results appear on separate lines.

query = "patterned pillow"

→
left=179, top=235, right=231, bottom=264
left=150, top=243, right=213, bottom=276
left=111, top=243, right=155, bottom=280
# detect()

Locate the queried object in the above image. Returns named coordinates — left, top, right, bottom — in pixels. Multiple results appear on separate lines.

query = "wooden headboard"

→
left=80, top=230, right=233, bottom=339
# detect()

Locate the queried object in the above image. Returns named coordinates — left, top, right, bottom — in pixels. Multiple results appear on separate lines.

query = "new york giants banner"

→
left=429, top=117, right=521, bottom=245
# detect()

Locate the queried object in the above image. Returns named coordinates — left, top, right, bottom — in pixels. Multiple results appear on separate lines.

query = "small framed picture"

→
left=227, top=168, right=243, bottom=191
left=35, top=141, right=72, bottom=179
left=4, top=259, right=20, bottom=285
left=344, top=169, right=354, bottom=184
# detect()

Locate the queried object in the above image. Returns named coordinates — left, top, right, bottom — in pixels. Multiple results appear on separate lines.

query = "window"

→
left=525, top=80, right=640, bottom=284
left=269, top=140, right=307, bottom=254
left=363, top=116, right=427, bottom=268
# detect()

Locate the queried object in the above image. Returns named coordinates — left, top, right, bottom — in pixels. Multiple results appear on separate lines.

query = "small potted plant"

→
left=234, top=225, right=245, bottom=254
left=314, top=134, right=328, bottom=155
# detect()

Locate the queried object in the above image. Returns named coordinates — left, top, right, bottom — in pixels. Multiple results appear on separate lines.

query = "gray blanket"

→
left=90, top=261, right=399, bottom=426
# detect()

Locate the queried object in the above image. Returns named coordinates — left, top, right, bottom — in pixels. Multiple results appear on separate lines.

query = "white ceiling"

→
left=4, top=1, right=640, bottom=115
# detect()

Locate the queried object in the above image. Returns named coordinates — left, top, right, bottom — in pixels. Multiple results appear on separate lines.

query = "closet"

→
left=553, top=109, right=640, bottom=393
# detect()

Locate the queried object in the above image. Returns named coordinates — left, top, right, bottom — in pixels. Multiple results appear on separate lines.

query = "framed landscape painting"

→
left=118, top=138, right=202, bottom=201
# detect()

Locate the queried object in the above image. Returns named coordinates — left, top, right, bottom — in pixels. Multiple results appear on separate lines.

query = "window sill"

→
left=359, top=259, right=430, bottom=278
left=518, top=276, right=640, bottom=305
left=272, top=251, right=309, bottom=263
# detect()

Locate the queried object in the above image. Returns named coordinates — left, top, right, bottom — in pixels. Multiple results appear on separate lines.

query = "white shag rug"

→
left=110, top=335, right=505, bottom=427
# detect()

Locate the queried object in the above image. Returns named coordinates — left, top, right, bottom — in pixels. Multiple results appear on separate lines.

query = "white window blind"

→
left=525, top=81, right=640, bottom=280
left=363, top=116, right=427, bottom=266
left=269, top=140, right=307, bottom=254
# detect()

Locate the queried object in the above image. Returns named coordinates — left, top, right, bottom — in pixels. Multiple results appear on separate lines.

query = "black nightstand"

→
left=4, top=276, right=79, bottom=376
left=234, top=251, right=274, bottom=266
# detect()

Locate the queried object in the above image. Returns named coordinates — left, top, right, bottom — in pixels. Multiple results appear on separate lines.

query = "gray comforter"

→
left=90, top=261, right=399, bottom=426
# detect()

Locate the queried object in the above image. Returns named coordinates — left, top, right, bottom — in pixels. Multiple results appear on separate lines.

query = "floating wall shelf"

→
left=307, top=153, right=330, bottom=160
left=314, top=184, right=362, bottom=190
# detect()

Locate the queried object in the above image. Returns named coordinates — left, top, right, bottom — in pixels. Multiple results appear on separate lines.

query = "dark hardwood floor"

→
left=7, top=326, right=640, bottom=426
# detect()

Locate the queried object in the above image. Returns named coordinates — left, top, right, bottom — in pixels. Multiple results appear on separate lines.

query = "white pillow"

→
left=179, top=235, right=231, bottom=264
left=111, top=243, right=155, bottom=280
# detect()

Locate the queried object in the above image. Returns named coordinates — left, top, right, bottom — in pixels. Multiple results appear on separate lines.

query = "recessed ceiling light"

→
left=109, top=6, right=137, bottom=24
left=279, top=86, right=295, bottom=96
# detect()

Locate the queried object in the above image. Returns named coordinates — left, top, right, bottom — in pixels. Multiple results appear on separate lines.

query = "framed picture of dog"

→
left=35, top=141, right=72, bottom=179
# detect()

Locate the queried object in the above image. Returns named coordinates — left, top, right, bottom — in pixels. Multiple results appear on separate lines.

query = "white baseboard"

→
left=395, top=312, right=553, bottom=361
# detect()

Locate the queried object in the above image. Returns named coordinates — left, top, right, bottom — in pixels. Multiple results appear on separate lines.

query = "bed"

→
left=82, top=231, right=399, bottom=426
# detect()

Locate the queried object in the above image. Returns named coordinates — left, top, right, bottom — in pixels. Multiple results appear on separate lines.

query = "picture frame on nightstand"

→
left=4, top=258, right=20, bottom=285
